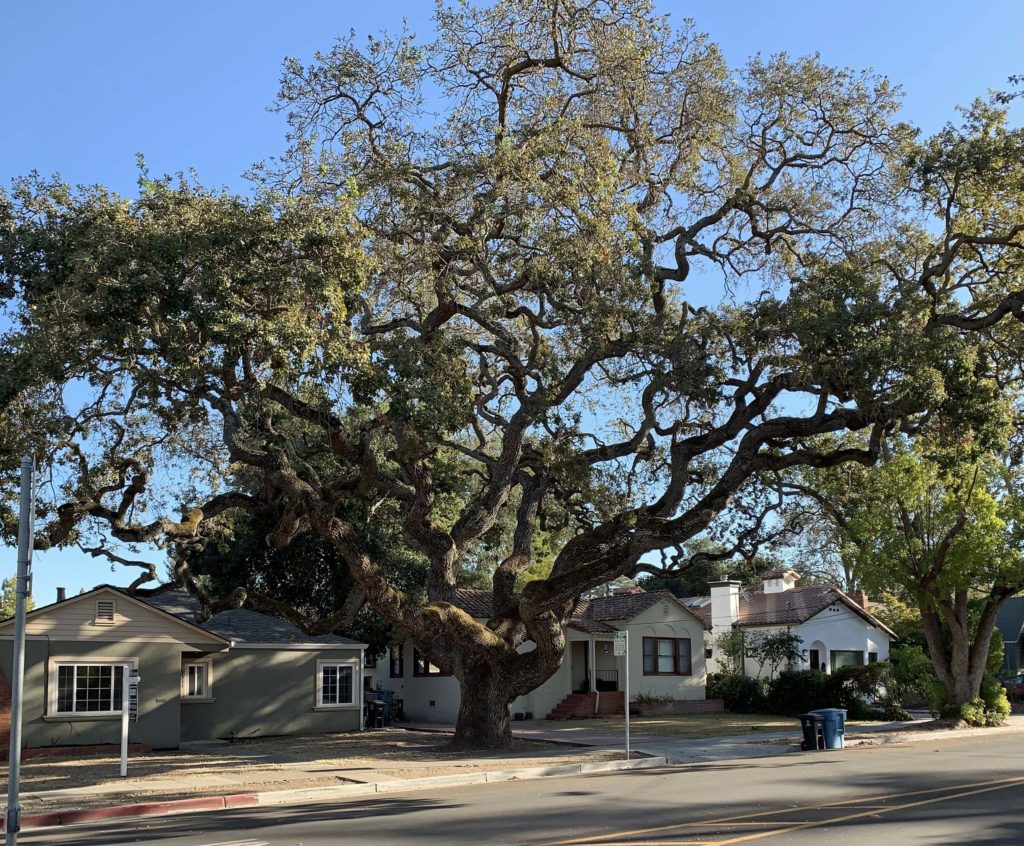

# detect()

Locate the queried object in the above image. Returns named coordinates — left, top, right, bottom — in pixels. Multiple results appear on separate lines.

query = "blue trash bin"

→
left=810, top=708, right=846, bottom=749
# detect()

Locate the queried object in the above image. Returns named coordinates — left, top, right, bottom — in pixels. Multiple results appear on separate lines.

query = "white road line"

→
left=197, top=840, right=270, bottom=846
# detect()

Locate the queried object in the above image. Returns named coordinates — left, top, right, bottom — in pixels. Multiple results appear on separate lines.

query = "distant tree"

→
left=0, top=575, right=35, bottom=619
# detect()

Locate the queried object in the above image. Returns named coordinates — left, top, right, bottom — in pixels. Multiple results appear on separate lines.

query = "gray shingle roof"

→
left=141, top=591, right=363, bottom=647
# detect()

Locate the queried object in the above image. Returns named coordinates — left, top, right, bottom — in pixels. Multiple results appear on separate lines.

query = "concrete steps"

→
left=546, top=691, right=626, bottom=719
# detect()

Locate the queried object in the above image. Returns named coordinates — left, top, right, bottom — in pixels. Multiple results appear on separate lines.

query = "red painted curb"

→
left=4, top=792, right=262, bottom=831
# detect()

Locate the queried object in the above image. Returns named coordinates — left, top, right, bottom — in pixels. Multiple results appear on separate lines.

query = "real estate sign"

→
left=613, top=631, right=626, bottom=657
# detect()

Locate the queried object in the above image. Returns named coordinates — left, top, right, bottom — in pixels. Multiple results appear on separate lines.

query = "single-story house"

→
left=0, top=585, right=366, bottom=752
left=367, top=587, right=711, bottom=722
left=995, top=596, right=1024, bottom=675
left=686, top=570, right=896, bottom=676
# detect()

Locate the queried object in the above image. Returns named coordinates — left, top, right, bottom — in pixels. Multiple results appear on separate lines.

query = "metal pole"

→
left=119, top=664, right=130, bottom=777
left=624, top=630, right=630, bottom=761
left=6, top=456, right=35, bottom=844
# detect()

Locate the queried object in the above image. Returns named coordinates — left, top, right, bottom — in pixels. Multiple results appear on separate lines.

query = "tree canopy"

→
left=2, top=1, right=1023, bottom=748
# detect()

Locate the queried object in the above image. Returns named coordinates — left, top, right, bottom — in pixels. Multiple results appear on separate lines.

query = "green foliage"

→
left=714, top=630, right=746, bottom=675
left=633, top=689, right=675, bottom=705
left=960, top=698, right=989, bottom=727
left=706, top=673, right=765, bottom=713
left=0, top=576, right=35, bottom=619
left=887, top=645, right=936, bottom=706
left=760, top=664, right=890, bottom=718
left=744, top=630, right=803, bottom=679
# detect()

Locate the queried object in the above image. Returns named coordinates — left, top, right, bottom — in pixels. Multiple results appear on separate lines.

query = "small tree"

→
left=746, top=630, right=803, bottom=679
left=714, top=629, right=746, bottom=674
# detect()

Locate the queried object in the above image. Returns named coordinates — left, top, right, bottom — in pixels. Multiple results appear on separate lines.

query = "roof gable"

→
left=0, top=586, right=230, bottom=646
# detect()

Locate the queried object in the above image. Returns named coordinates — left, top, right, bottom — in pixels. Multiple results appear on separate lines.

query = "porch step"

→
left=546, top=691, right=628, bottom=720
left=546, top=692, right=597, bottom=720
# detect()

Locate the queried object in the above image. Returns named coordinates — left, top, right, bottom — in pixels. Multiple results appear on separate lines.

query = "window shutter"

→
left=95, top=599, right=116, bottom=623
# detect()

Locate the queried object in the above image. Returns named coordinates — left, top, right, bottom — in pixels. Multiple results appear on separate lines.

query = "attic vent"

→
left=95, top=599, right=116, bottom=624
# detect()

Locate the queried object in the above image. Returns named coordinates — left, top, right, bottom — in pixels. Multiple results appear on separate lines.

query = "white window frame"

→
left=315, top=658, right=360, bottom=709
left=49, top=659, right=135, bottom=717
left=182, top=659, right=213, bottom=700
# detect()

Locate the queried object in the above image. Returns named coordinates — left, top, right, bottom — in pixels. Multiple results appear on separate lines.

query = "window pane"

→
left=186, top=664, right=206, bottom=697
left=657, top=654, right=674, bottom=673
left=642, top=639, right=655, bottom=657
left=322, top=665, right=339, bottom=705
left=337, top=666, right=353, bottom=704
left=657, top=639, right=674, bottom=656
left=830, top=650, right=864, bottom=671
left=677, top=639, right=691, bottom=675
left=57, top=666, right=74, bottom=712
left=643, top=654, right=656, bottom=673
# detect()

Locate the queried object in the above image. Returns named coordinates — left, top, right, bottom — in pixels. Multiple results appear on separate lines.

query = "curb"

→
left=8, top=756, right=670, bottom=831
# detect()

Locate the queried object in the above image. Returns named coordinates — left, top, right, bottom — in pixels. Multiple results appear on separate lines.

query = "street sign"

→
left=128, top=669, right=140, bottom=723
left=612, top=631, right=626, bottom=657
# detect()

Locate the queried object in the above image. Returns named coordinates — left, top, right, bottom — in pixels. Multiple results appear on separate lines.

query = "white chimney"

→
left=709, top=580, right=741, bottom=633
left=762, top=570, right=800, bottom=594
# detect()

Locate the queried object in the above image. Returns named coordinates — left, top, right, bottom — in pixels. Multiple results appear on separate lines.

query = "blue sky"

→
left=2, top=0, right=1022, bottom=602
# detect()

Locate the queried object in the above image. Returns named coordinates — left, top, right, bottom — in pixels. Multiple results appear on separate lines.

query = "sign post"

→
left=613, top=630, right=629, bottom=760
left=120, top=667, right=140, bottom=777
left=5, top=457, right=35, bottom=845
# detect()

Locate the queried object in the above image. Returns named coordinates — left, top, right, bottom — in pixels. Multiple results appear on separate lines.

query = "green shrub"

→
left=634, top=689, right=674, bottom=705
left=707, top=672, right=765, bottom=713
left=985, top=688, right=1012, bottom=725
left=961, top=697, right=988, bottom=727
left=764, top=670, right=831, bottom=716
left=887, top=646, right=935, bottom=707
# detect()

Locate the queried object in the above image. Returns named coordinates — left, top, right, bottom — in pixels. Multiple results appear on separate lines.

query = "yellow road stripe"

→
left=710, top=777, right=1024, bottom=845
left=540, top=775, right=1024, bottom=846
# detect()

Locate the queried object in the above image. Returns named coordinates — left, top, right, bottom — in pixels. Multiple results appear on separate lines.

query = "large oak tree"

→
left=2, top=1, right=1023, bottom=747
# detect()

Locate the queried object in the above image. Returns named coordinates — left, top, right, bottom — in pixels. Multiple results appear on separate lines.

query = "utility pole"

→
left=5, top=456, right=35, bottom=845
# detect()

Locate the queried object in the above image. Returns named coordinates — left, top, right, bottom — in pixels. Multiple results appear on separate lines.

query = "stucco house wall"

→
left=623, top=599, right=707, bottom=700
left=180, top=647, right=362, bottom=741
left=738, top=602, right=891, bottom=677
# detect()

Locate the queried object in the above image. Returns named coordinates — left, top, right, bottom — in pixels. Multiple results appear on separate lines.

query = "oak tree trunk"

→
left=450, top=662, right=515, bottom=751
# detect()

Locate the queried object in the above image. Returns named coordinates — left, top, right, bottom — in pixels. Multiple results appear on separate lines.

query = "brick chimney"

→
left=849, top=589, right=869, bottom=608
left=611, top=585, right=645, bottom=596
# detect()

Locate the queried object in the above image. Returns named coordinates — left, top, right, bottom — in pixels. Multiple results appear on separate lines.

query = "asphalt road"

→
left=17, top=733, right=1024, bottom=846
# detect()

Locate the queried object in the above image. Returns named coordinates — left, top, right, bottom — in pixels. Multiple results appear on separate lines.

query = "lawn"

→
left=533, top=712, right=879, bottom=738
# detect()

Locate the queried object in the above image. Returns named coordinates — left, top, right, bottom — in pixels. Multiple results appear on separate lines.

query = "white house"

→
left=367, top=587, right=712, bottom=723
left=688, top=570, right=897, bottom=676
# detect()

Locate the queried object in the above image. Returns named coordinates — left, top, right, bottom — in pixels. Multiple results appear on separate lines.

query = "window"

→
left=413, top=648, right=450, bottom=677
left=182, top=662, right=211, bottom=699
left=642, top=637, right=692, bottom=676
left=95, top=599, right=116, bottom=625
left=389, top=646, right=404, bottom=679
left=830, top=650, right=865, bottom=671
left=317, top=662, right=355, bottom=707
left=55, top=664, right=125, bottom=715
left=868, top=652, right=879, bottom=664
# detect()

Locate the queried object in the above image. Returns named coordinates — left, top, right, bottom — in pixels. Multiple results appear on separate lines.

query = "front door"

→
left=571, top=641, right=590, bottom=693
left=809, top=649, right=820, bottom=671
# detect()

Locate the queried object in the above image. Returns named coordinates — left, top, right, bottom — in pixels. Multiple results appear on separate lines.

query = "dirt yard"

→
left=3, top=728, right=623, bottom=812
